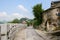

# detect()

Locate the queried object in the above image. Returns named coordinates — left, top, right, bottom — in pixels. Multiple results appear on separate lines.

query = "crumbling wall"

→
left=0, top=23, right=27, bottom=40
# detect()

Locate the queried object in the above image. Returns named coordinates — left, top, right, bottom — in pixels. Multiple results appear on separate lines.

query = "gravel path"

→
left=14, top=26, right=45, bottom=40
left=14, top=29, right=25, bottom=40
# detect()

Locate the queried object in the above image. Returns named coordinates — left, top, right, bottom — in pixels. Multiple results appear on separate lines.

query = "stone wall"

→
left=0, top=23, right=27, bottom=40
left=51, top=1, right=60, bottom=8
left=42, top=8, right=60, bottom=31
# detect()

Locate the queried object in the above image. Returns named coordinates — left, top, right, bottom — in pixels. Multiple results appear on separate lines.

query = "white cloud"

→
left=0, top=12, right=7, bottom=17
left=12, top=13, right=21, bottom=17
left=0, top=12, right=24, bottom=21
left=18, top=5, right=28, bottom=12
left=0, top=4, right=34, bottom=21
left=12, top=13, right=24, bottom=19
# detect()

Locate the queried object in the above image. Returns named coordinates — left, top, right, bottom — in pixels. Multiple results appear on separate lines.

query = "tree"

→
left=9, top=18, right=20, bottom=23
left=20, top=18, right=28, bottom=23
left=32, top=4, right=44, bottom=26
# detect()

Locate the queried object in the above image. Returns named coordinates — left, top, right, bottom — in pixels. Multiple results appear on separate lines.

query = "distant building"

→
left=22, top=21, right=27, bottom=24
left=42, top=1, right=60, bottom=31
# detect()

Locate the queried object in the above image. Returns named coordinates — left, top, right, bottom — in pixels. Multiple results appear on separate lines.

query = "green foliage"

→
left=26, top=19, right=33, bottom=26
left=8, top=18, right=33, bottom=26
left=32, top=4, right=44, bottom=28
left=26, top=21, right=29, bottom=26
left=9, top=18, right=20, bottom=23
left=32, top=19, right=39, bottom=28
left=20, top=18, right=28, bottom=23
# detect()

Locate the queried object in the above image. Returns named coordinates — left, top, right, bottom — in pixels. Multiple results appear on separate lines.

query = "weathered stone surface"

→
left=14, top=26, right=45, bottom=40
left=42, top=1, right=60, bottom=31
left=36, top=30, right=60, bottom=40
left=0, top=24, right=27, bottom=40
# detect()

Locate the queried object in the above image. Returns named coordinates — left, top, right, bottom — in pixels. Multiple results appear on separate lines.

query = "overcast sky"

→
left=0, top=0, right=57, bottom=21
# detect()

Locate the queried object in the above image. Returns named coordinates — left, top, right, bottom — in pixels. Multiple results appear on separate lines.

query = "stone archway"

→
left=44, top=19, right=51, bottom=31
left=44, top=18, right=57, bottom=31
